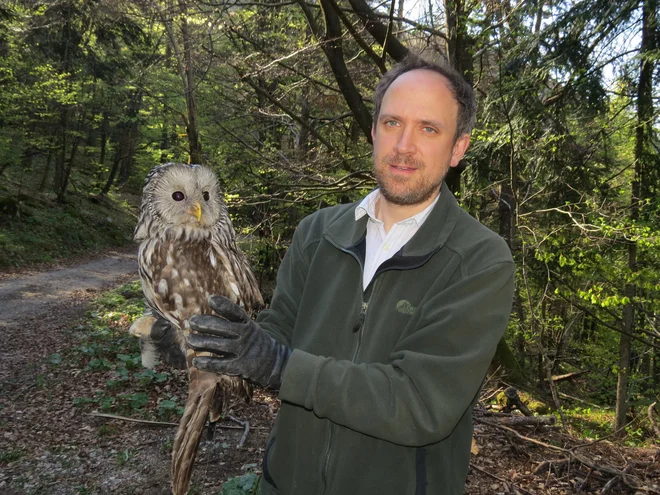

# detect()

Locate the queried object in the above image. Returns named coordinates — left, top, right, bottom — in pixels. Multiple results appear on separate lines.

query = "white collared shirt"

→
left=355, top=189, right=440, bottom=290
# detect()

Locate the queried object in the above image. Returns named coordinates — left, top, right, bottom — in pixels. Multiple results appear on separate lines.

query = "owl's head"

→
left=135, top=163, right=229, bottom=241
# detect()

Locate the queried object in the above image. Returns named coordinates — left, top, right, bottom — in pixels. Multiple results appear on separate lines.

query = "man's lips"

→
left=390, top=164, right=417, bottom=172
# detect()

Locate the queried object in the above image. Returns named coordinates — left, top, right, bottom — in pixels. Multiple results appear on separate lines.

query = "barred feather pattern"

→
left=133, top=163, right=263, bottom=495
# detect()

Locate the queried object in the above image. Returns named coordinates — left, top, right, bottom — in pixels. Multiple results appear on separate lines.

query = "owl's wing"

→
left=209, top=237, right=264, bottom=314
left=137, top=240, right=181, bottom=328
left=135, top=239, right=189, bottom=369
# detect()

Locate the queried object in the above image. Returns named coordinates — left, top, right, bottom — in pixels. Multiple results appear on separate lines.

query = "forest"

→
left=0, top=0, right=658, bottom=492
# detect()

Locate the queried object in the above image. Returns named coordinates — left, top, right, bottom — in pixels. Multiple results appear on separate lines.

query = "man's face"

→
left=371, top=69, right=471, bottom=206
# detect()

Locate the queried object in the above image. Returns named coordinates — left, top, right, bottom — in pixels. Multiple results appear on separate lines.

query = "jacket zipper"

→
left=320, top=423, right=334, bottom=494
left=319, top=240, right=367, bottom=495
left=351, top=278, right=378, bottom=362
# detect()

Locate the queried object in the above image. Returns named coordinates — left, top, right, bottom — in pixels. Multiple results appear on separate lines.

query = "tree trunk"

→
left=615, top=0, right=656, bottom=436
left=615, top=277, right=635, bottom=436
left=54, top=0, right=73, bottom=201
left=444, top=0, right=473, bottom=81
left=57, top=130, right=81, bottom=202
left=297, top=89, right=311, bottom=156
left=490, top=338, right=525, bottom=384
left=177, top=0, right=202, bottom=164
left=99, top=110, right=108, bottom=170
left=101, top=144, right=122, bottom=196
left=38, top=150, right=53, bottom=192
left=345, top=0, right=409, bottom=61
left=443, top=0, right=473, bottom=194
left=117, top=93, right=142, bottom=186
left=54, top=110, right=68, bottom=198
left=298, top=0, right=373, bottom=143
left=160, top=122, right=171, bottom=164
left=117, top=124, right=137, bottom=185
left=653, top=336, right=659, bottom=389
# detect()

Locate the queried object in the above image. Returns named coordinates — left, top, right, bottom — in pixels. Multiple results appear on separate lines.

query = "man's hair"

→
left=372, top=55, right=477, bottom=140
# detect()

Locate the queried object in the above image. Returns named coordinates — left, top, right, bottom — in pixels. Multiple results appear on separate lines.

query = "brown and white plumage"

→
left=129, top=163, right=263, bottom=495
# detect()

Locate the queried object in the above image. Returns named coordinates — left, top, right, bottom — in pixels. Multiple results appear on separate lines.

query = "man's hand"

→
left=187, top=296, right=291, bottom=389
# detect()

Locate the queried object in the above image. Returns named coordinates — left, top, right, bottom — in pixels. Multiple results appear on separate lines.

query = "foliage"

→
left=219, top=470, right=261, bottom=495
left=0, top=190, right=136, bottom=268
left=65, top=280, right=186, bottom=421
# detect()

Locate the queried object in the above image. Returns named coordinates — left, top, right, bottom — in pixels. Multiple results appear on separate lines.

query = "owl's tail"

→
left=171, top=367, right=219, bottom=495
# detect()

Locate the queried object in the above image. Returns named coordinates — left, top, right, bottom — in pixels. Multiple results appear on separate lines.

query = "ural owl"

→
left=129, top=163, right=263, bottom=495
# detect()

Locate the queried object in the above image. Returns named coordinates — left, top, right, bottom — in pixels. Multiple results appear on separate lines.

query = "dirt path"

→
left=0, top=248, right=138, bottom=328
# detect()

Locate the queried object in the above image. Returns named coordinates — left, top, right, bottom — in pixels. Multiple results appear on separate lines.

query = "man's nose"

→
left=394, top=127, right=416, bottom=155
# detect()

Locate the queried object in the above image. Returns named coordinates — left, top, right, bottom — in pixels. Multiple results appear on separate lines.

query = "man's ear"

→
left=371, top=125, right=376, bottom=142
left=449, top=134, right=471, bottom=168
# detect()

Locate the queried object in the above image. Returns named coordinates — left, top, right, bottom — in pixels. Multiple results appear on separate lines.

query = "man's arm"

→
left=279, top=260, right=514, bottom=446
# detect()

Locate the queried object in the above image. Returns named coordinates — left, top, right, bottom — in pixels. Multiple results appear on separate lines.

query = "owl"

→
left=128, top=162, right=263, bottom=495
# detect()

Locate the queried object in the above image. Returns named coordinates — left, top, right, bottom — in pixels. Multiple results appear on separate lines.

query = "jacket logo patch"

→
left=396, top=299, right=416, bottom=315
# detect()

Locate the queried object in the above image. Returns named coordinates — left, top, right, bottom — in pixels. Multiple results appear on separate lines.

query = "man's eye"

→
left=423, top=127, right=437, bottom=134
left=385, top=120, right=399, bottom=127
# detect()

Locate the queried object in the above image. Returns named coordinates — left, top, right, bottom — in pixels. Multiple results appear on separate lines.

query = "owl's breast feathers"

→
left=138, top=234, right=263, bottom=334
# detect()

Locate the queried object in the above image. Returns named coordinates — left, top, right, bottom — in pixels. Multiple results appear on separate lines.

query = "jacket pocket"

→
left=415, top=447, right=427, bottom=495
left=262, top=436, right=278, bottom=490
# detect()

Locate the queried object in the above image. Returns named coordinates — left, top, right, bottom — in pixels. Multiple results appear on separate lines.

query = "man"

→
left=188, top=55, right=515, bottom=494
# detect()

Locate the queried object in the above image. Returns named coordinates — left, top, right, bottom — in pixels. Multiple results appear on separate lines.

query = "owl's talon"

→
left=129, top=315, right=157, bottom=337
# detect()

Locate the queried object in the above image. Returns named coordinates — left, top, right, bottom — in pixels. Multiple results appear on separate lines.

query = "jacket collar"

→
left=323, top=185, right=461, bottom=257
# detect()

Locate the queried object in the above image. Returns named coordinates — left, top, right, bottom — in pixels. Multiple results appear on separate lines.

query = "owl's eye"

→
left=172, top=191, right=185, bottom=201
left=202, top=191, right=210, bottom=201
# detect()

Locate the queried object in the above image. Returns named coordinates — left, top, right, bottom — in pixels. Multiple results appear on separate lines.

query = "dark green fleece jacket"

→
left=256, top=188, right=515, bottom=495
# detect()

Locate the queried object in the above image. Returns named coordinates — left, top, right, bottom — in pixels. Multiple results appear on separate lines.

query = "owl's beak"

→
left=189, top=202, right=202, bottom=222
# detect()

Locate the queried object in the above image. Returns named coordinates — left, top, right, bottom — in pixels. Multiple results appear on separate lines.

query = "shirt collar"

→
left=355, top=188, right=441, bottom=226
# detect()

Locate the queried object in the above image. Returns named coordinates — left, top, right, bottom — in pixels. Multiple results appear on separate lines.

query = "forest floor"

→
left=0, top=253, right=658, bottom=494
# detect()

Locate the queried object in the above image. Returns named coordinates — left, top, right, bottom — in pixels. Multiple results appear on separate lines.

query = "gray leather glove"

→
left=187, top=296, right=291, bottom=389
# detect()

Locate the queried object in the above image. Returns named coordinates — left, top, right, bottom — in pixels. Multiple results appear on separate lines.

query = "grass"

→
left=563, top=405, right=658, bottom=447
left=0, top=190, right=136, bottom=269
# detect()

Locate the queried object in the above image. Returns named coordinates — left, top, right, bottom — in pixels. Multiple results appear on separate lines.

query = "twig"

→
left=470, top=463, right=534, bottom=495
left=88, top=412, right=178, bottom=426
left=601, top=464, right=632, bottom=494
left=533, top=458, right=569, bottom=475
left=541, top=350, right=567, bottom=426
left=228, top=415, right=250, bottom=448
left=475, top=418, right=643, bottom=490
left=558, top=391, right=612, bottom=410
left=552, top=369, right=590, bottom=382
left=495, top=415, right=556, bottom=427
left=88, top=412, right=267, bottom=432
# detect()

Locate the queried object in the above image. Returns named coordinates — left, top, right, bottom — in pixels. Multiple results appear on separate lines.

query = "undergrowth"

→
left=53, top=280, right=187, bottom=422
left=0, top=190, right=136, bottom=268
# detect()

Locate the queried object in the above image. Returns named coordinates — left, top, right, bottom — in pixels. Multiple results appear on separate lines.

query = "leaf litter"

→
left=0, top=277, right=657, bottom=494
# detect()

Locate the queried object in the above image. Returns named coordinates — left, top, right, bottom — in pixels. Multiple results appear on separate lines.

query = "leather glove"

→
left=187, top=295, right=291, bottom=389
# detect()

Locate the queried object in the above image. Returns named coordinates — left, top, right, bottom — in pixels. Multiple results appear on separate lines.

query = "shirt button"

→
left=383, top=243, right=391, bottom=251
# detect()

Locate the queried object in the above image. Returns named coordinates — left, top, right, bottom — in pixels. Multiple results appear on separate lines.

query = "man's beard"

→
left=374, top=153, right=447, bottom=206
